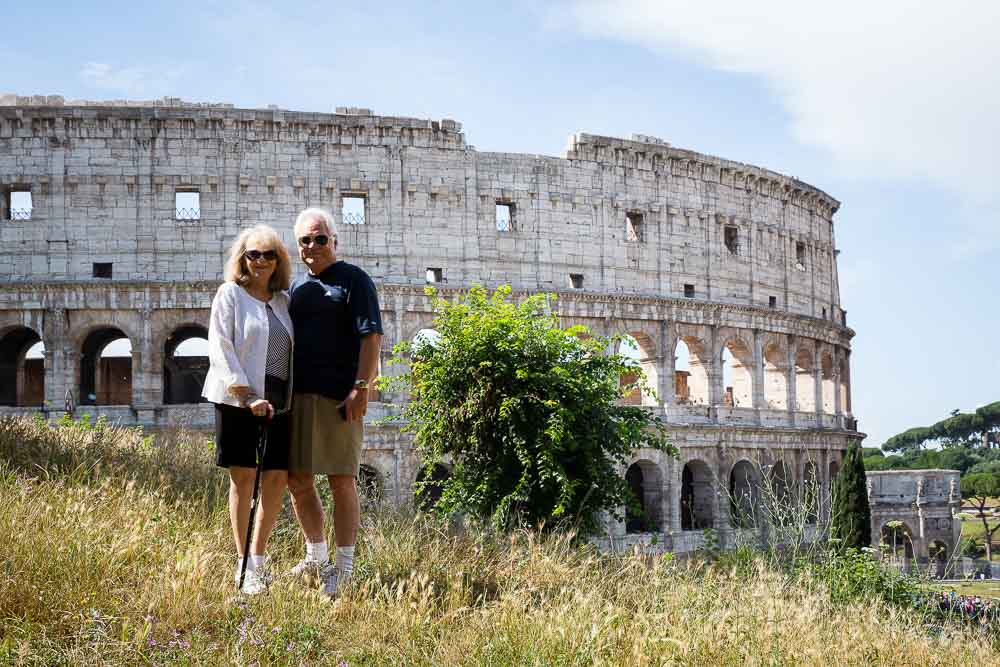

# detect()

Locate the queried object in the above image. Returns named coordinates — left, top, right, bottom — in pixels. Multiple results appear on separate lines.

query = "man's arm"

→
left=344, top=332, right=382, bottom=421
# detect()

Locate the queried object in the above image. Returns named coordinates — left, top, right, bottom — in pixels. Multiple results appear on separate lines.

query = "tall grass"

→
left=1, top=415, right=998, bottom=665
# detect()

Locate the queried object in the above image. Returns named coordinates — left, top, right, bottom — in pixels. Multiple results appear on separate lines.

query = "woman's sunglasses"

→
left=244, top=249, right=278, bottom=262
left=298, top=235, right=331, bottom=247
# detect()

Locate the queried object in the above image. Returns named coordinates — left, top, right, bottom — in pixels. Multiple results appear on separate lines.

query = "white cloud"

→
left=563, top=1, right=1000, bottom=205
left=80, top=62, right=187, bottom=98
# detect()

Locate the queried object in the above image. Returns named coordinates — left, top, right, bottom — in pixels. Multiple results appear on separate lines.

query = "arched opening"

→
left=415, top=463, right=450, bottom=512
left=767, top=460, right=793, bottom=525
left=721, top=339, right=753, bottom=408
left=675, top=336, right=708, bottom=405
left=829, top=460, right=840, bottom=486
left=839, top=357, right=851, bottom=414
left=880, top=522, right=914, bottom=568
left=619, top=335, right=642, bottom=406
left=358, top=464, right=383, bottom=508
left=681, top=460, right=715, bottom=531
left=163, top=326, right=209, bottom=404
left=802, top=461, right=819, bottom=524
left=618, top=333, right=658, bottom=407
left=80, top=329, right=132, bottom=406
left=929, top=540, right=949, bottom=578
left=412, top=328, right=441, bottom=357
left=794, top=346, right=816, bottom=412
left=820, top=352, right=835, bottom=414
left=0, top=327, right=44, bottom=406
left=763, top=342, right=787, bottom=410
left=729, top=460, right=762, bottom=528
left=625, top=460, right=663, bottom=533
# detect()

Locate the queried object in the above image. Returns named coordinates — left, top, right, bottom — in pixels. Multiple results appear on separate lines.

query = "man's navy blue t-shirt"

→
left=289, top=261, right=383, bottom=401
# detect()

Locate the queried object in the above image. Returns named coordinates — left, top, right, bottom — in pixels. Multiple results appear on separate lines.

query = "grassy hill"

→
left=2, top=416, right=998, bottom=666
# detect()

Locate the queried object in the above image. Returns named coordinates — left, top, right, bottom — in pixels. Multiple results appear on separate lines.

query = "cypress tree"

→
left=830, top=441, right=872, bottom=549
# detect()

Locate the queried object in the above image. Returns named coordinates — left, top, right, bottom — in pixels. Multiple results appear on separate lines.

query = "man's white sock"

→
left=306, top=540, right=329, bottom=563
left=250, top=554, right=267, bottom=571
left=335, top=545, right=355, bottom=582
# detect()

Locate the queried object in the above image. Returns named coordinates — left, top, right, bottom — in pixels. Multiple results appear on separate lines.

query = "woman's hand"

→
left=248, top=398, right=274, bottom=420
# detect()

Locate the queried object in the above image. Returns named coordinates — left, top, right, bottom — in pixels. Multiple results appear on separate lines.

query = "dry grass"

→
left=1, top=415, right=999, bottom=666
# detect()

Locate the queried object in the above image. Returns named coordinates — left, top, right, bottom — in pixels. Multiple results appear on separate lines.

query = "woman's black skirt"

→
left=213, top=401, right=290, bottom=471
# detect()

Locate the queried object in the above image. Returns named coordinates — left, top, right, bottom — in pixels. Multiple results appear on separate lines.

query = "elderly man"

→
left=286, top=207, right=383, bottom=597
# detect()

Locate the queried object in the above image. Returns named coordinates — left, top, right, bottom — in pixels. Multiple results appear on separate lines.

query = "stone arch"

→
left=681, top=459, right=715, bottom=531
left=729, top=460, right=762, bottom=528
left=880, top=521, right=915, bottom=568
left=411, top=328, right=441, bottom=356
left=820, top=351, right=835, bottom=414
left=163, top=325, right=209, bottom=405
left=625, top=459, right=663, bottom=533
left=802, top=460, right=819, bottom=524
left=415, top=462, right=451, bottom=511
left=762, top=339, right=788, bottom=410
left=358, top=463, right=383, bottom=508
left=618, top=331, right=658, bottom=407
left=928, top=540, right=948, bottom=578
left=794, top=344, right=816, bottom=412
left=721, top=336, right=753, bottom=408
left=839, top=355, right=852, bottom=414
left=0, top=326, right=44, bottom=406
left=80, top=327, right=133, bottom=406
left=674, top=335, right=709, bottom=405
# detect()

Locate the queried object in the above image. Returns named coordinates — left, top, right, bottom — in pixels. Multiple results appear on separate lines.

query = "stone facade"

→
left=0, top=96, right=861, bottom=552
left=867, top=469, right=962, bottom=575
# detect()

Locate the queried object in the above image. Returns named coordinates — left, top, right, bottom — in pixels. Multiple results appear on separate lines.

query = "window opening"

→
left=684, top=284, right=695, bottom=298
left=769, top=296, right=777, bottom=309
left=625, top=211, right=643, bottom=242
left=724, top=225, right=739, bottom=254
left=795, top=242, right=806, bottom=270
left=6, top=187, right=33, bottom=221
left=175, top=189, right=200, bottom=221
left=93, top=263, right=113, bottom=279
left=569, top=273, right=584, bottom=289
left=426, top=267, right=442, bottom=284
left=496, top=201, right=514, bottom=232
left=342, top=194, right=366, bottom=225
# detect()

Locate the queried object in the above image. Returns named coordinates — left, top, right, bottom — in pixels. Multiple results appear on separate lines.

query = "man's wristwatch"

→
left=353, top=379, right=369, bottom=391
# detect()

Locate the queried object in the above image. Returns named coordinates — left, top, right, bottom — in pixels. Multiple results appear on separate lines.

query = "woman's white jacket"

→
left=201, top=281, right=294, bottom=409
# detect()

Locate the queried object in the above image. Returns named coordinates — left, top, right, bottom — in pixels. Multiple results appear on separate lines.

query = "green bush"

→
left=381, top=285, right=675, bottom=536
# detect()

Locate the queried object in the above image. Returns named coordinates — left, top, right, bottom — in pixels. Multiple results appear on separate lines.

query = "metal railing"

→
left=342, top=211, right=365, bottom=225
left=175, top=208, right=201, bottom=221
left=9, top=208, right=32, bottom=221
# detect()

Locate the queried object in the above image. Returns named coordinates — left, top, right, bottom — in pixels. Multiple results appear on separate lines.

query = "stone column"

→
left=43, top=308, right=72, bottom=415
left=786, top=335, right=797, bottom=422
left=752, top=329, right=765, bottom=411
left=669, top=458, right=682, bottom=533
left=658, top=321, right=674, bottom=407
left=133, top=306, right=160, bottom=415
left=833, top=347, right=843, bottom=418
left=812, top=346, right=822, bottom=425
left=709, top=325, right=723, bottom=410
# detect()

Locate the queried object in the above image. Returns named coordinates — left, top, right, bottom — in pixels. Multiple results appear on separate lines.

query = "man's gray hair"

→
left=294, top=207, right=337, bottom=239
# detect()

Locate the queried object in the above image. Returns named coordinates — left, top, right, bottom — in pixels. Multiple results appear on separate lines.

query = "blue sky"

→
left=5, top=1, right=998, bottom=448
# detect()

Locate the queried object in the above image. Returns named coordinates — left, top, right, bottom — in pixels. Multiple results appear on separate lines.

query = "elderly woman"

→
left=202, top=224, right=294, bottom=594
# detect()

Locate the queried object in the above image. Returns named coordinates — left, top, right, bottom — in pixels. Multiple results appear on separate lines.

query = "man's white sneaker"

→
left=320, top=563, right=343, bottom=598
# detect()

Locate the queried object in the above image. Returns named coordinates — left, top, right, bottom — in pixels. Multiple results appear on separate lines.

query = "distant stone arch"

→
left=681, top=459, right=715, bottom=531
left=794, top=345, right=816, bottom=412
left=820, top=351, right=835, bottom=414
left=358, top=464, right=383, bottom=509
left=881, top=521, right=915, bottom=568
left=80, top=327, right=133, bottom=406
left=675, top=335, right=709, bottom=405
left=163, top=325, right=209, bottom=404
left=721, top=337, right=754, bottom=408
left=0, top=326, right=44, bottom=406
left=729, top=460, right=762, bottom=528
left=762, top=340, right=788, bottom=410
left=928, top=540, right=949, bottom=578
left=625, top=459, right=663, bottom=533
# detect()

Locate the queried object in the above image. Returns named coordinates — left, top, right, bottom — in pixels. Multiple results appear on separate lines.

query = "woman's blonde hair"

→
left=223, top=224, right=292, bottom=291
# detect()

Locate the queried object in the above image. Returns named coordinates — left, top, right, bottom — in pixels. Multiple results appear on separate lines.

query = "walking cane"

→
left=238, top=413, right=270, bottom=593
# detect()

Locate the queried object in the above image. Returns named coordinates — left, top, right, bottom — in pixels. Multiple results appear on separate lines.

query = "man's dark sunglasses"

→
left=244, top=249, right=278, bottom=261
left=298, top=235, right=331, bottom=247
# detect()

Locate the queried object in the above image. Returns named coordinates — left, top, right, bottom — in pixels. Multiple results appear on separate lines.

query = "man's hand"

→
left=342, top=387, right=369, bottom=422
left=248, top=398, right=274, bottom=420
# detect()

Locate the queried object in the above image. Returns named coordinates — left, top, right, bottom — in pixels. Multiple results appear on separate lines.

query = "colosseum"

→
left=0, top=95, right=860, bottom=553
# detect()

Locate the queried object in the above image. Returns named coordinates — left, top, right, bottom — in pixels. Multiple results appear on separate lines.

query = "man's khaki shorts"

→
left=289, top=393, right=363, bottom=476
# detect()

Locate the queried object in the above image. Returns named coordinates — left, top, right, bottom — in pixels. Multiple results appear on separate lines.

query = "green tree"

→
left=961, top=472, right=1000, bottom=561
left=382, top=285, right=675, bottom=536
left=830, top=442, right=872, bottom=549
left=883, top=401, right=1000, bottom=452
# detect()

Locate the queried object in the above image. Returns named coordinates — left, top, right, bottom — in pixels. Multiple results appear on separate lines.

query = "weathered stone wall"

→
left=0, top=97, right=859, bottom=552
left=868, top=469, right=962, bottom=572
